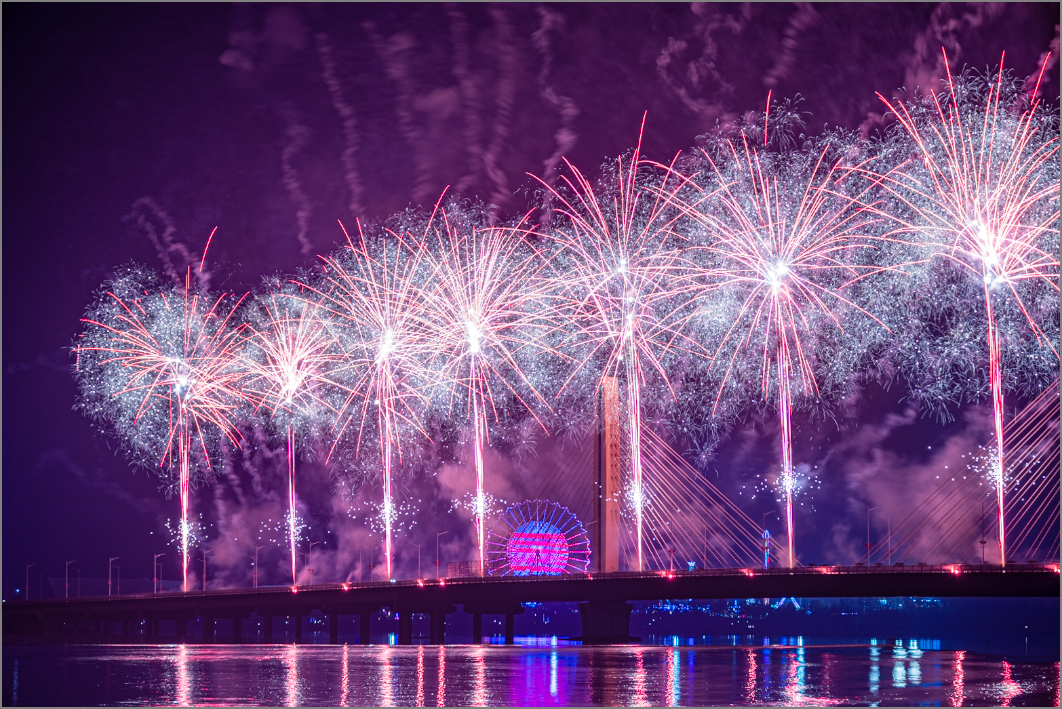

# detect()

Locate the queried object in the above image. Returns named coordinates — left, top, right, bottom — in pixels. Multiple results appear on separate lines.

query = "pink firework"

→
left=536, top=120, right=705, bottom=571
left=418, top=201, right=554, bottom=575
left=873, top=51, right=1060, bottom=566
left=240, top=283, right=338, bottom=586
left=669, top=133, right=888, bottom=568
left=76, top=266, right=249, bottom=591
left=312, top=222, right=436, bottom=580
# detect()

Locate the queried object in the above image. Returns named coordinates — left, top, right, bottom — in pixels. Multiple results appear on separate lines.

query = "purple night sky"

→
left=4, top=4, right=1058, bottom=595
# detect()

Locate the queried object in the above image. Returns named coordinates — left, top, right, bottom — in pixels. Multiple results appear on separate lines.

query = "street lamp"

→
left=247, top=545, right=267, bottom=589
left=436, top=531, right=449, bottom=579
left=201, top=550, right=211, bottom=592
left=301, top=541, right=321, bottom=586
left=154, top=554, right=165, bottom=594
left=108, top=557, right=119, bottom=597
left=25, top=564, right=36, bottom=601
left=865, top=507, right=879, bottom=564
left=65, top=560, right=76, bottom=599
left=409, top=542, right=421, bottom=579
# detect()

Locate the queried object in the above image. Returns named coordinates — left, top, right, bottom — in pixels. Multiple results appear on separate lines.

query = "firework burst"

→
left=75, top=266, right=249, bottom=591
left=536, top=119, right=706, bottom=571
left=239, top=281, right=338, bottom=585
left=667, top=129, right=889, bottom=567
left=871, top=52, right=1060, bottom=565
left=312, top=221, right=437, bottom=579
left=418, top=200, right=555, bottom=574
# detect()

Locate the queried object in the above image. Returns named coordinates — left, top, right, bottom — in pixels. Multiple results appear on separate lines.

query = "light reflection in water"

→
left=949, top=650, right=965, bottom=707
left=340, top=644, right=350, bottom=707
left=436, top=646, right=446, bottom=708
left=416, top=645, right=425, bottom=708
left=470, top=646, right=488, bottom=707
left=782, top=647, right=806, bottom=704
left=7, top=641, right=1057, bottom=707
left=744, top=648, right=757, bottom=704
left=998, top=660, right=1022, bottom=707
left=630, top=648, right=649, bottom=707
left=666, top=648, right=679, bottom=707
left=284, top=644, right=300, bottom=707
left=175, top=644, right=191, bottom=707
left=549, top=650, right=558, bottom=699
left=869, top=646, right=880, bottom=695
left=379, top=646, right=394, bottom=707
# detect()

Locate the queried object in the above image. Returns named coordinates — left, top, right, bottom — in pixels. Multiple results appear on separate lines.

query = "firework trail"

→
left=418, top=199, right=554, bottom=574
left=666, top=128, right=889, bottom=567
left=75, top=266, right=249, bottom=591
left=536, top=120, right=705, bottom=571
left=312, top=221, right=436, bottom=580
left=239, top=282, right=338, bottom=585
left=872, top=52, right=1060, bottom=565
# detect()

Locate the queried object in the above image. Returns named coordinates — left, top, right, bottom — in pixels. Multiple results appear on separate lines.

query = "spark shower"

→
left=74, top=59, right=1058, bottom=585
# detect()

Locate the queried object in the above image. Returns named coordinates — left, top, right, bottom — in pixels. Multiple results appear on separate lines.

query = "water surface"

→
left=4, top=641, right=1059, bottom=706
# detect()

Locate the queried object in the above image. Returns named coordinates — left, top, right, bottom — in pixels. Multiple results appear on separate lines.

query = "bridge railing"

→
left=6, top=562, right=1057, bottom=605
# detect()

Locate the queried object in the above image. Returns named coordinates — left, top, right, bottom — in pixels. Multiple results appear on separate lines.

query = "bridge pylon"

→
left=592, top=376, right=622, bottom=573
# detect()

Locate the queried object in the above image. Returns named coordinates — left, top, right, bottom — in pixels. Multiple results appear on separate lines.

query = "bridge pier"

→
left=294, top=615, right=303, bottom=644
left=398, top=612, right=413, bottom=645
left=202, top=616, right=215, bottom=643
left=504, top=613, right=515, bottom=644
left=471, top=613, right=482, bottom=644
left=359, top=612, right=371, bottom=644
left=576, top=602, right=639, bottom=644
left=329, top=613, right=340, bottom=644
left=429, top=611, right=446, bottom=645
left=176, top=615, right=192, bottom=643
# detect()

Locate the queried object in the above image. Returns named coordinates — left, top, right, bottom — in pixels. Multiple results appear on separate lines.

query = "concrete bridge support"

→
left=471, top=613, right=482, bottom=645
left=576, top=602, right=639, bottom=644
left=359, top=612, right=371, bottom=644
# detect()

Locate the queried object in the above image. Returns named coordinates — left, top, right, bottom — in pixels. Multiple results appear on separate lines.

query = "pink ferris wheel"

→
left=486, top=499, right=591, bottom=577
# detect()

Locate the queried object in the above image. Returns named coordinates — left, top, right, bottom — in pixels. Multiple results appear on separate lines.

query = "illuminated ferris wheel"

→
left=486, top=500, right=591, bottom=576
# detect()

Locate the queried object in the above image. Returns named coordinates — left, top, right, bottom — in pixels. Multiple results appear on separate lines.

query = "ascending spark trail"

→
left=241, top=286, right=336, bottom=586
left=666, top=131, right=889, bottom=567
left=872, top=51, right=1060, bottom=566
left=537, top=117, right=704, bottom=571
left=420, top=200, right=553, bottom=574
left=75, top=266, right=248, bottom=591
left=314, top=222, right=435, bottom=580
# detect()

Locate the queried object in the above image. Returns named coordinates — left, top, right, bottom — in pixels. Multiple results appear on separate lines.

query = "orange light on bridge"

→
left=947, top=565, right=961, bottom=575
left=418, top=580, right=424, bottom=587
left=741, top=568, right=754, bottom=577
left=341, top=583, right=350, bottom=592
left=291, top=586, right=299, bottom=594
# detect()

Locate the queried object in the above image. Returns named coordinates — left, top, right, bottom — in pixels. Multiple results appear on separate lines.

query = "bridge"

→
left=5, top=564, right=1057, bottom=645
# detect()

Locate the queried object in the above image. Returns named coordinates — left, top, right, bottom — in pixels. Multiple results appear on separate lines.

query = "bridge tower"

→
left=592, top=376, right=622, bottom=573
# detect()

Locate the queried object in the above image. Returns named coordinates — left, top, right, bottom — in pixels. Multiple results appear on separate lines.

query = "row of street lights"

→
left=21, top=530, right=458, bottom=600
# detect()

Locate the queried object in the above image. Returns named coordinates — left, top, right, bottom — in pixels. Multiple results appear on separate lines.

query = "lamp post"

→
left=301, top=541, right=321, bottom=586
left=108, top=557, right=119, bottom=597
left=65, top=560, right=76, bottom=599
left=865, top=507, right=879, bottom=564
left=247, top=545, right=266, bottom=588
left=154, top=554, right=165, bottom=594
left=201, top=550, right=211, bottom=592
left=436, top=531, right=449, bottom=579
left=409, top=542, right=421, bottom=579
left=25, top=563, right=36, bottom=601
